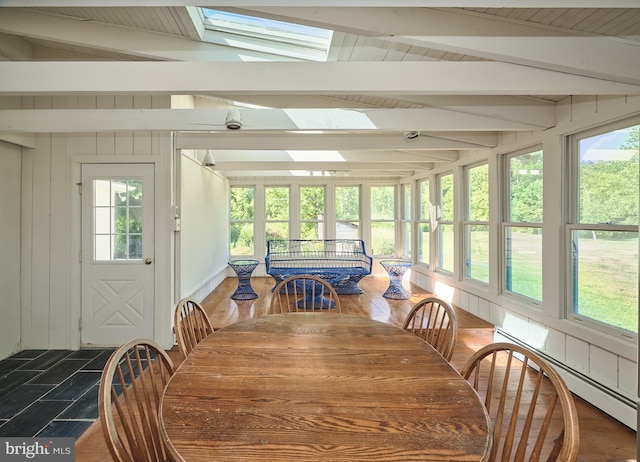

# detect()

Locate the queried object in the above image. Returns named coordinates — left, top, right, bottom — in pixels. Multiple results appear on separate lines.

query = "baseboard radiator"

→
left=496, top=329, right=637, bottom=430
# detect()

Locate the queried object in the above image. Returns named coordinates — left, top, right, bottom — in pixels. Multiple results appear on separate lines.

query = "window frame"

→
left=369, top=184, right=397, bottom=257
left=501, top=147, right=544, bottom=304
left=264, top=185, right=291, bottom=245
left=334, top=185, right=362, bottom=240
left=229, top=185, right=256, bottom=257
left=463, top=162, right=490, bottom=286
left=401, top=182, right=412, bottom=260
left=436, top=172, right=455, bottom=275
left=299, top=185, right=326, bottom=240
left=198, top=8, right=333, bottom=62
left=417, top=178, right=431, bottom=267
left=565, top=120, right=639, bottom=338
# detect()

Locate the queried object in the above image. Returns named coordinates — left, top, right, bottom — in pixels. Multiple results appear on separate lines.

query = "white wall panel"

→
left=27, top=132, right=52, bottom=347
left=179, top=154, right=229, bottom=299
left=18, top=94, right=174, bottom=350
left=589, top=345, right=619, bottom=390
left=619, top=356, right=638, bottom=396
left=49, top=132, right=71, bottom=347
left=545, top=327, right=566, bottom=360
left=0, top=141, right=22, bottom=359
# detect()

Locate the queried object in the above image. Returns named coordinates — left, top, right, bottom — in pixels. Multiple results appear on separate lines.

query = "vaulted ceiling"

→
left=1, top=1, right=639, bottom=178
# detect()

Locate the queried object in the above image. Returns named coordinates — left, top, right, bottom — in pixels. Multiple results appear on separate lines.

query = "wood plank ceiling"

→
left=1, top=2, right=639, bottom=178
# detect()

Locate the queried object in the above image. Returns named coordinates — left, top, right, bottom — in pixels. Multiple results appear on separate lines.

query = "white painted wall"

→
left=0, top=141, right=22, bottom=358
left=14, top=94, right=175, bottom=352
left=179, top=152, right=230, bottom=302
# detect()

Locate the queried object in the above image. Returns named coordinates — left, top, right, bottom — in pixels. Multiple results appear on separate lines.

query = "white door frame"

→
left=70, top=155, right=173, bottom=350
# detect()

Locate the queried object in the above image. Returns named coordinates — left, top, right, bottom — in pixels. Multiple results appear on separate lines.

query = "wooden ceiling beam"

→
left=0, top=108, right=549, bottom=133
left=2, top=1, right=638, bottom=7
left=1, top=62, right=638, bottom=96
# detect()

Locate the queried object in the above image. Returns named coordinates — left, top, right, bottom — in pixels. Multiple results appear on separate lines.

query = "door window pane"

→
left=93, top=178, right=143, bottom=261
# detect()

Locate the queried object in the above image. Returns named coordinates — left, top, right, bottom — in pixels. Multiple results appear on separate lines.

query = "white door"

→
left=81, top=164, right=155, bottom=346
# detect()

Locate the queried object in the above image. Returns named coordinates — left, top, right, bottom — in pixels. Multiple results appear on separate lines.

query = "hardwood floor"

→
left=75, top=276, right=637, bottom=461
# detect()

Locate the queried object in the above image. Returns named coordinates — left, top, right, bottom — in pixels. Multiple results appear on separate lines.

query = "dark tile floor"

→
left=0, top=348, right=114, bottom=439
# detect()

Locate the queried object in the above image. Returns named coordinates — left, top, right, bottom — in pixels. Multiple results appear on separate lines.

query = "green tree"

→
left=336, top=186, right=359, bottom=220
left=371, top=186, right=394, bottom=219
left=230, top=187, right=255, bottom=254
left=265, top=187, right=289, bottom=220
left=114, top=179, right=143, bottom=259
left=469, top=164, right=489, bottom=221
left=300, top=186, right=324, bottom=220
left=510, top=151, right=543, bottom=223
left=440, top=174, right=454, bottom=220
left=579, top=126, right=639, bottom=227
left=231, top=187, right=254, bottom=221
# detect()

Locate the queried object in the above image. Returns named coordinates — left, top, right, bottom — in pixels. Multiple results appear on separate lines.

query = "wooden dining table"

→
left=160, top=313, right=491, bottom=461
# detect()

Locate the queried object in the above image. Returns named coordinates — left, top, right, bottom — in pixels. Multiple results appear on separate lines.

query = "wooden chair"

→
left=98, top=338, right=176, bottom=462
left=401, top=296, right=458, bottom=361
left=269, top=274, right=342, bottom=314
left=461, top=342, right=580, bottom=462
left=174, top=297, right=215, bottom=358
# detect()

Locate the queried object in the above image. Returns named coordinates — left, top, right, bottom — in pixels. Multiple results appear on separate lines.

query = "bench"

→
left=265, top=239, right=373, bottom=295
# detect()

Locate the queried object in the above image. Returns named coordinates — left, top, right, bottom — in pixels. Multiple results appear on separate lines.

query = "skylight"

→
left=200, top=9, right=333, bottom=61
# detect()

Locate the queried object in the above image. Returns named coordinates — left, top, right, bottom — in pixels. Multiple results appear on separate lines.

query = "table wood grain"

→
left=160, top=313, right=491, bottom=461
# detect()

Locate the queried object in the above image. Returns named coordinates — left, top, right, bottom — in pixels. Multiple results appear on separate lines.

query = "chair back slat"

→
left=461, top=342, right=580, bottom=462
left=174, top=297, right=215, bottom=358
left=402, top=297, right=458, bottom=361
left=269, top=274, right=342, bottom=314
left=99, top=339, right=176, bottom=462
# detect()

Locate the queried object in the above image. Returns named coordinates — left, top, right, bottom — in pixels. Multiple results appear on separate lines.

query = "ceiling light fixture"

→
left=202, top=151, right=216, bottom=167
left=225, top=109, right=243, bottom=130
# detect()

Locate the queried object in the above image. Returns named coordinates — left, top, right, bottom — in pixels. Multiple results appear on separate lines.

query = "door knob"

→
left=144, top=258, right=153, bottom=265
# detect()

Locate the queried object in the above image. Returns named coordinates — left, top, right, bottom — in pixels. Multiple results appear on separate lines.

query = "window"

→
left=417, top=179, right=430, bottom=266
left=300, top=186, right=325, bottom=239
left=370, top=186, right=396, bottom=256
left=401, top=183, right=412, bottom=259
left=335, top=186, right=360, bottom=239
left=199, top=9, right=333, bottom=61
left=437, top=173, right=455, bottom=273
left=464, top=164, right=489, bottom=283
left=230, top=186, right=255, bottom=256
left=503, top=149, right=543, bottom=301
left=93, top=178, right=143, bottom=261
left=568, top=123, right=639, bottom=334
left=265, top=186, right=289, bottom=243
